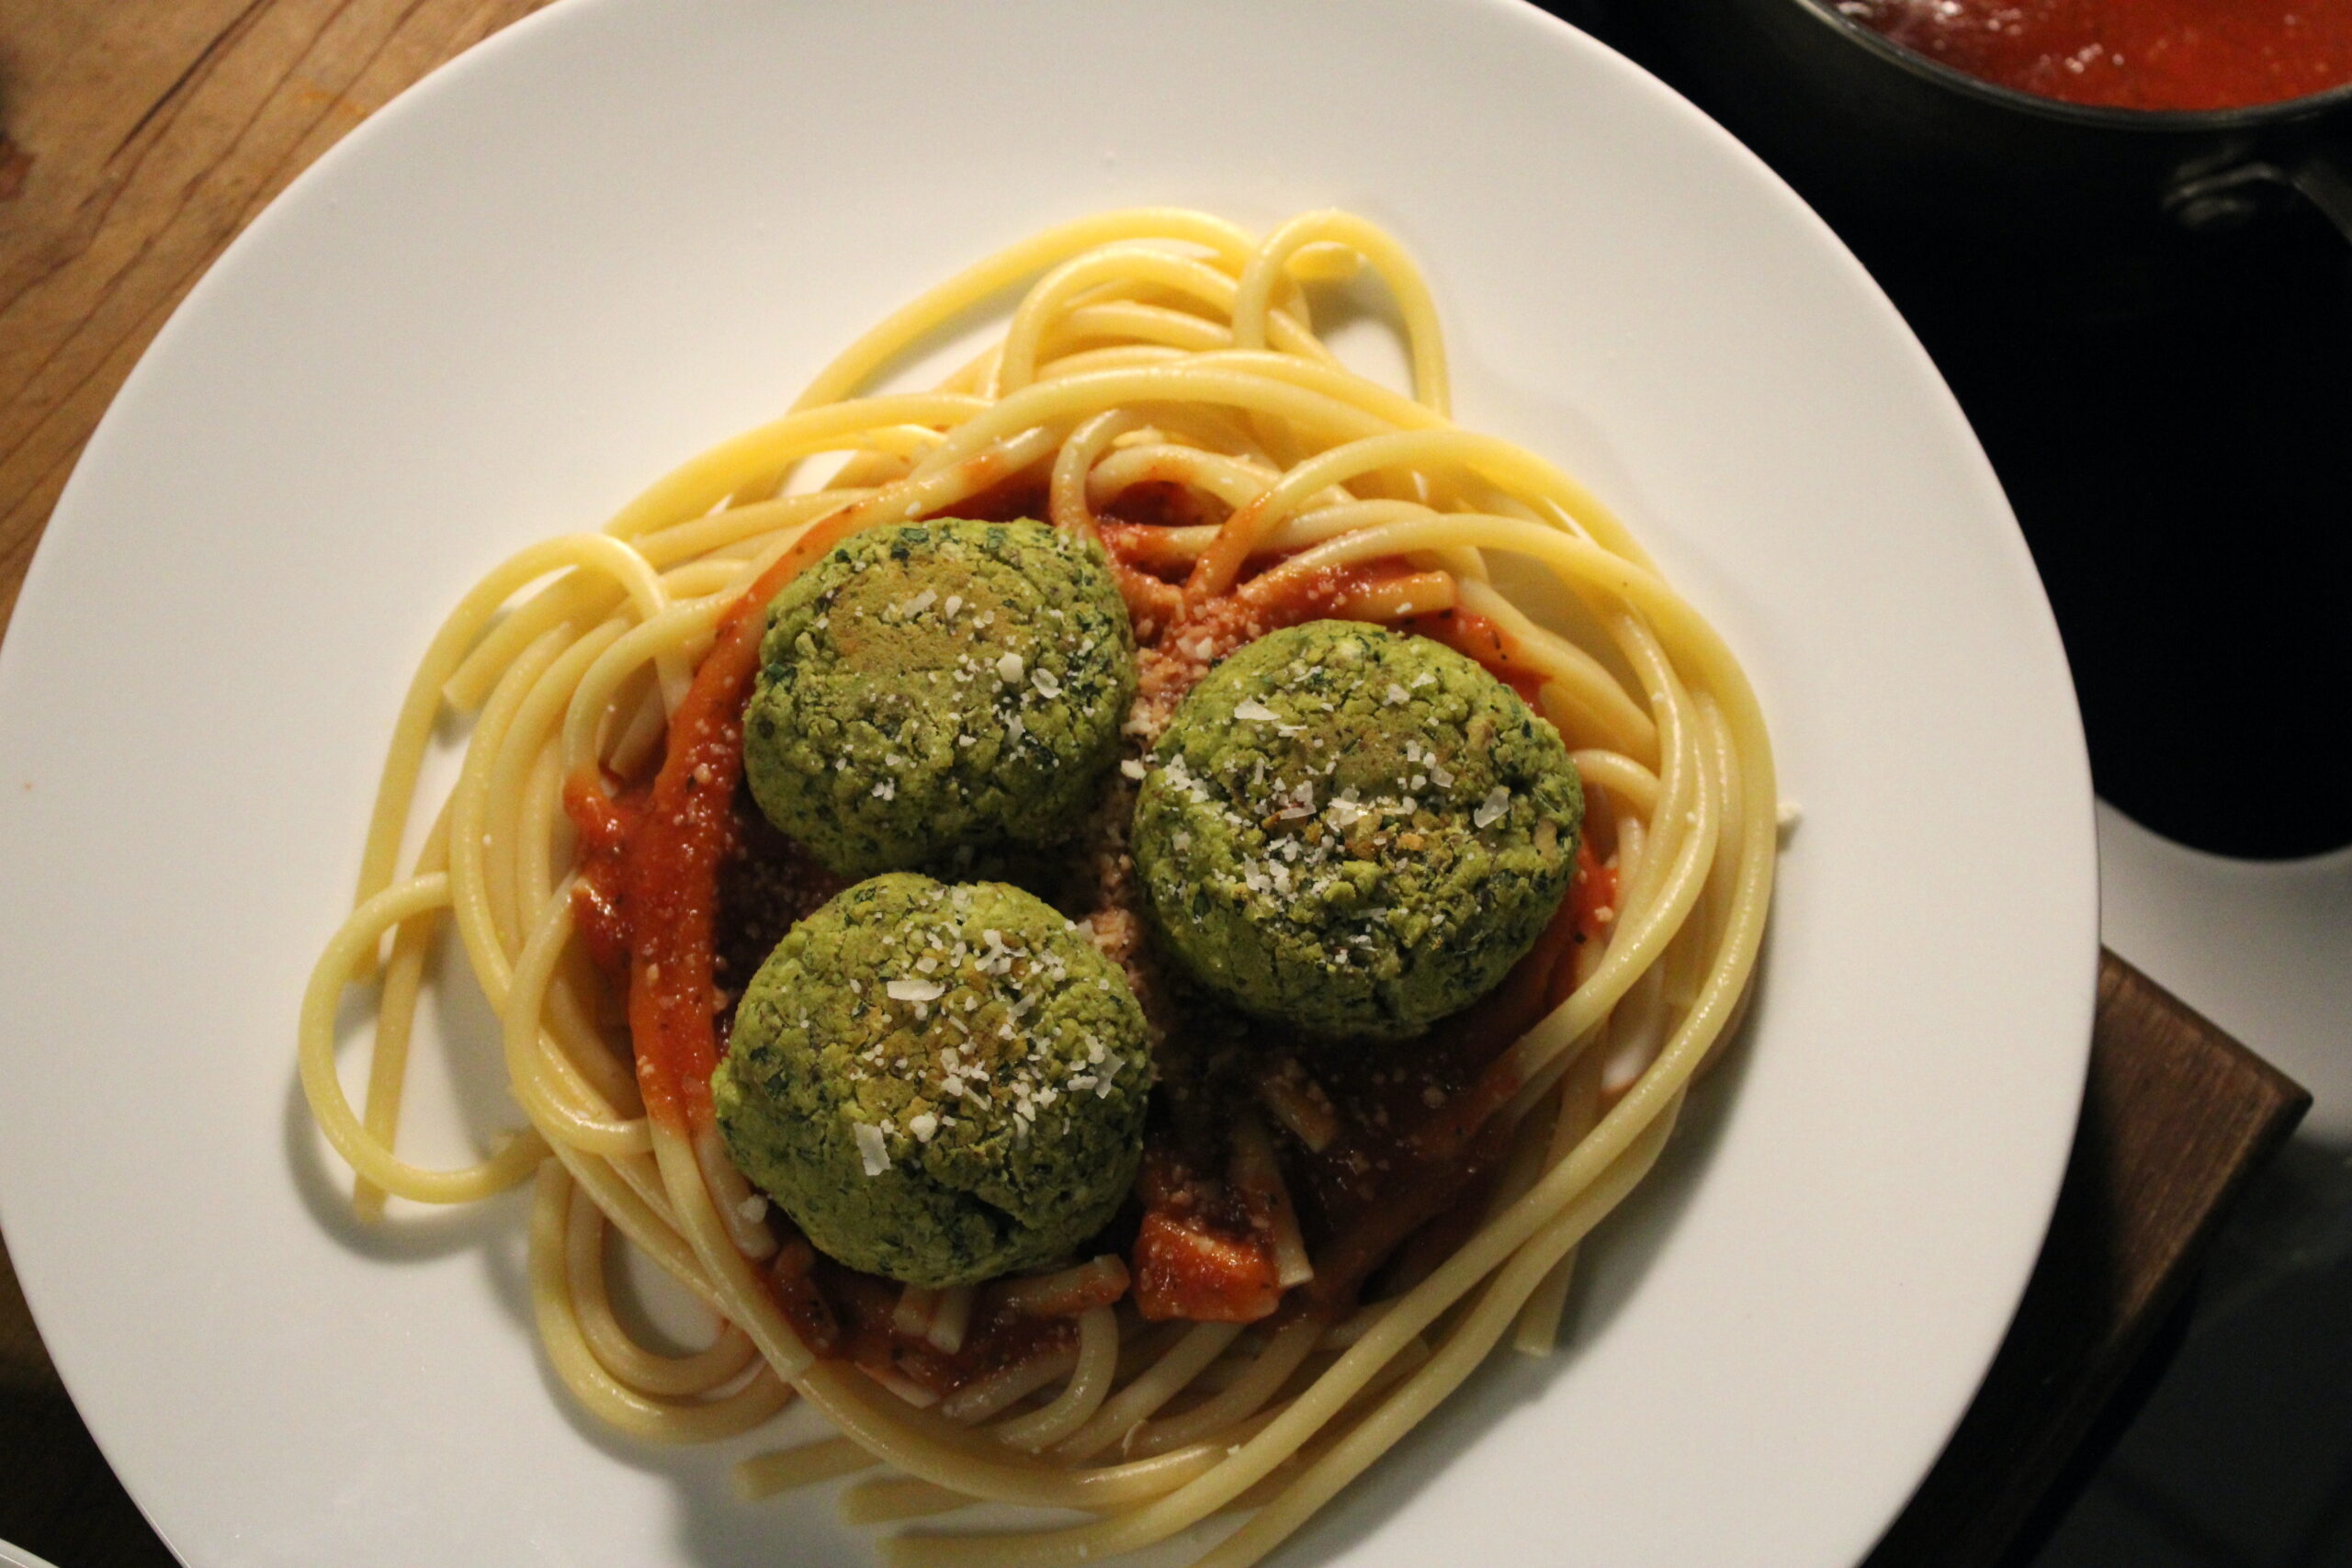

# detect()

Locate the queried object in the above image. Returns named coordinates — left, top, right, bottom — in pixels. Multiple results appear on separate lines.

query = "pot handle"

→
left=2165, top=144, right=2352, bottom=246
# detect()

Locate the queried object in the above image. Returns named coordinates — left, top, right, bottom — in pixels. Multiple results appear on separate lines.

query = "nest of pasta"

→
left=300, top=208, right=1775, bottom=1568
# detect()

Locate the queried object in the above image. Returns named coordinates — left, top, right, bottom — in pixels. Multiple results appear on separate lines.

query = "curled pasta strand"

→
left=1233, top=209, right=1450, bottom=417
left=503, top=890, right=650, bottom=1156
left=298, top=873, right=547, bottom=1202
left=528, top=1162, right=790, bottom=1441
left=735, top=1438, right=878, bottom=1500
left=989, top=1305, right=1122, bottom=1452
left=564, top=1179, right=757, bottom=1396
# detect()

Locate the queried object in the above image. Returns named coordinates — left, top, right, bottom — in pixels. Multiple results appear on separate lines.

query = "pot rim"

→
left=1788, top=0, right=2352, bottom=131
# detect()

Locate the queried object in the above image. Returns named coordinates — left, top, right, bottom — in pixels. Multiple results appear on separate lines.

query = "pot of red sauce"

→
left=1617, top=0, right=2352, bottom=307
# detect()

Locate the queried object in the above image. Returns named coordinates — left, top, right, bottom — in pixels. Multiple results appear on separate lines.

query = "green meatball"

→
left=1133, top=621, right=1581, bottom=1040
left=711, top=873, right=1150, bottom=1287
left=742, top=519, right=1137, bottom=879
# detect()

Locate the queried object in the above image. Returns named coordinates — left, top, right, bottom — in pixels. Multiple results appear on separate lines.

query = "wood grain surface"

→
left=0, top=5, right=2313, bottom=1567
left=0, top=0, right=551, bottom=630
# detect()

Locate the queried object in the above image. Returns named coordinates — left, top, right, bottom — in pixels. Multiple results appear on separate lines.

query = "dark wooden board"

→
left=1863, top=955, right=2310, bottom=1565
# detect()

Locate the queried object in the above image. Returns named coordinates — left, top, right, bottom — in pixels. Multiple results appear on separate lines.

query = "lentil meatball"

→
left=1132, top=620, right=1581, bottom=1039
left=742, top=519, right=1136, bottom=879
left=711, top=874, right=1151, bottom=1286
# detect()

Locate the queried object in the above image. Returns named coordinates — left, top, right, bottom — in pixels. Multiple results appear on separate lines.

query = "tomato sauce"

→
left=561, top=511, right=865, bottom=1128
left=767, top=1234, right=1085, bottom=1399
left=1842, top=0, right=2352, bottom=111
left=1400, top=605, right=1551, bottom=706
left=1283, top=885, right=1586, bottom=1309
left=565, top=776, right=641, bottom=976
left=1131, top=1148, right=1287, bottom=1323
left=572, top=479, right=1613, bottom=1342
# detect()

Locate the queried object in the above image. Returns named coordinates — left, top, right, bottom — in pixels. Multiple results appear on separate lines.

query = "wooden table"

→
left=0, top=5, right=2313, bottom=1564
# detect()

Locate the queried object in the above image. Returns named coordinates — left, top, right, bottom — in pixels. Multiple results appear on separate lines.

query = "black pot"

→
left=1620, top=0, right=2352, bottom=309
left=1589, top=0, right=2352, bottom=856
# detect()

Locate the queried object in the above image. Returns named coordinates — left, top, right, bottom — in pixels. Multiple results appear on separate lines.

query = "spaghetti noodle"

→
left=298, top=208, right=1776, bottom=1568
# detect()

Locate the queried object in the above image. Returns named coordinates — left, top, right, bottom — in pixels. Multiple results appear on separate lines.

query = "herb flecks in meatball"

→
left=743, top=520, right=1137, bottom=879
left=712, top=874, right=1151, bottom=1286
left=1133, top=621, right=1581, bottom=1039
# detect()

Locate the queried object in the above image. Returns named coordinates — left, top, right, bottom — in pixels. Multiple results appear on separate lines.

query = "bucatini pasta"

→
left=299, top=208, right=1775, bottom=1568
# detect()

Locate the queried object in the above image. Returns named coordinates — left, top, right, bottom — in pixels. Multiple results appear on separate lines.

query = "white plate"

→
left=0, top=2, right=2097, bottom=1564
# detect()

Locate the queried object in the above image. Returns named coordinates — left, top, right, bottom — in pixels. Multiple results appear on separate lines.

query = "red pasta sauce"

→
left=567, top=497, right=1620, bottom=1365
left=565, top=509, right=866, bottom=1130
left=1841, top=0, right=2352, bottom=111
